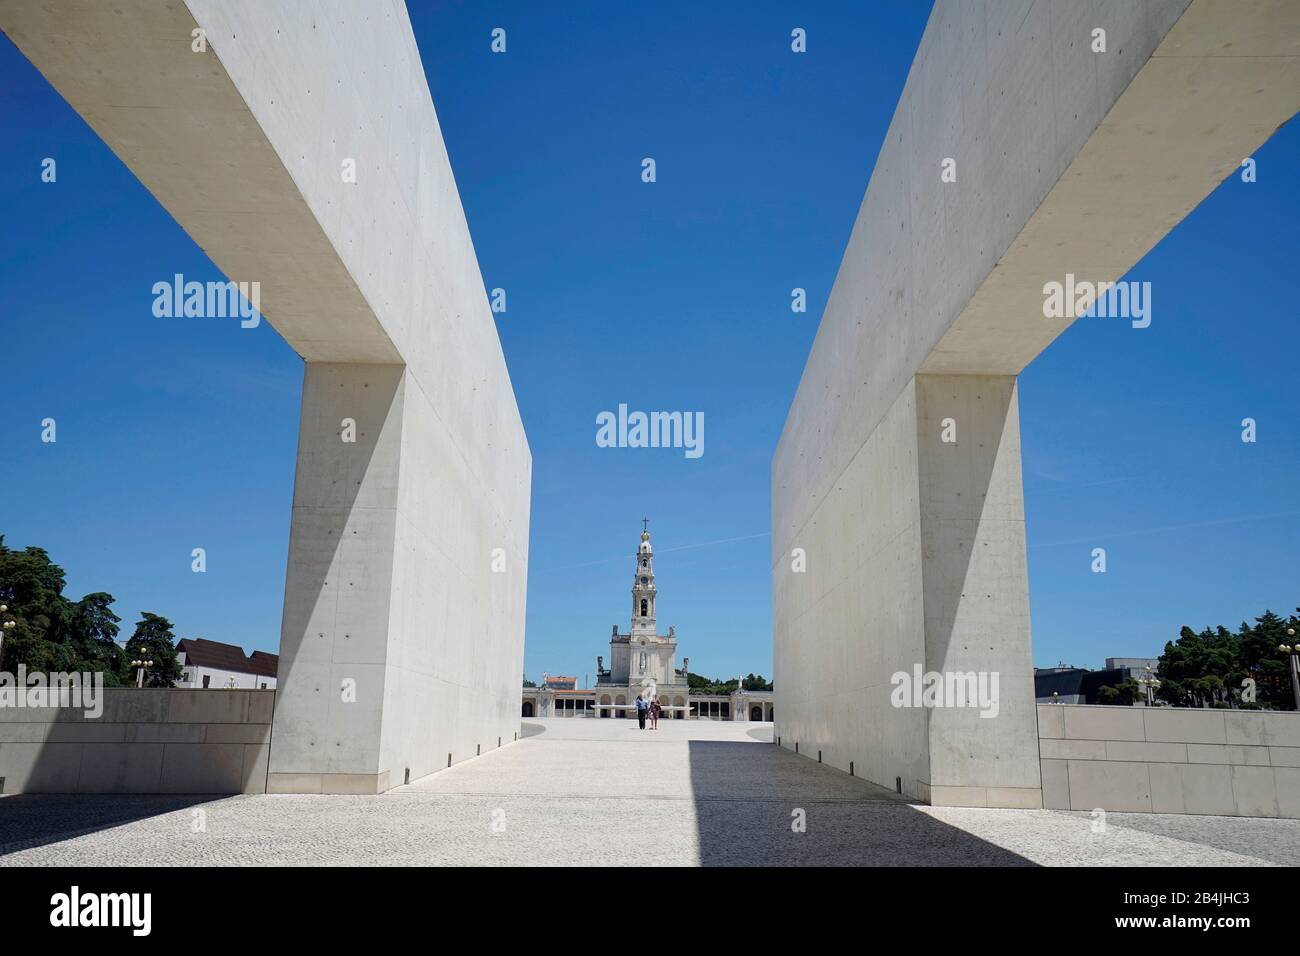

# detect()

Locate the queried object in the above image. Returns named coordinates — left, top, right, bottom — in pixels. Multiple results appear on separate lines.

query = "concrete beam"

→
left=924, top=0, right=1300, bottom=375
left=773, top=0, right=1299, bottom=806
left=0, top=1, right=531, bottom=792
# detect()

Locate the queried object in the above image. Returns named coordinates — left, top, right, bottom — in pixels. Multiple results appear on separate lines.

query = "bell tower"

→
left=631, top=519, right=656, bottom=637
left=599, top=519, right=685, bottom=696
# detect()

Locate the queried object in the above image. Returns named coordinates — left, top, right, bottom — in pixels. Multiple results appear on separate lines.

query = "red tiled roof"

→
left=248, top=650, right=280, bottom=678
left=176, top=638, right=279, bottom=678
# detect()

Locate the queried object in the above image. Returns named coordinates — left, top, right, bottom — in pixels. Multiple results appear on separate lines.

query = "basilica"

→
left=521, top=526, right=773, bottom=722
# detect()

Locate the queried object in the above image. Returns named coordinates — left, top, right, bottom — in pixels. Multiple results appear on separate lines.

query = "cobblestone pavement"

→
left=1, top=718, right=1294, bottom=866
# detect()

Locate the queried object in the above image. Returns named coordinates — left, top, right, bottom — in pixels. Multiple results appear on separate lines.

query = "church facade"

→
left=521, top=526, right=773, bottom=721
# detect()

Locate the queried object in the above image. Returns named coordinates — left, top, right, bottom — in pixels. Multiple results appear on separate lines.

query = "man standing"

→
left=635, top=693, right=648, bottom=730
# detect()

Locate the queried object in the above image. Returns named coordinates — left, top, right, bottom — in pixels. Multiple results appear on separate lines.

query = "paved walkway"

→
left=1, top=718, right=1296, bottom=865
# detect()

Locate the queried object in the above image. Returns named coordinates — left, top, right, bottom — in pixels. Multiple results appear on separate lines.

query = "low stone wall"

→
left=0, top=689, right=274, bottom=795
left=1038, top=703, right=1300, bottom=819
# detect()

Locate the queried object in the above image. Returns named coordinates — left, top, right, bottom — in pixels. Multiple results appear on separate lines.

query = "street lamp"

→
left=1279, top=628, right=1300, bottom=711
left=1135, top=666, right=1161, bottom=707
left=0, top=606, right=15, bottom=671
left=130, top=658, right=154, bottom=688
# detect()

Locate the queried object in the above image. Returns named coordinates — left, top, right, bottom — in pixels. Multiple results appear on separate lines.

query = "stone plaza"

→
left=2, top=718, right=1296, bottom=866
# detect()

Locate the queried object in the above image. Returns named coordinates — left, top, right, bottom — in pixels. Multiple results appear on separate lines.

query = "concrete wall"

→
left=0, top=690, right=273, bottom=795
left=0, top=1, right=532, bottom=793
left=1039, top=704, right=1300, bottom=819
left=773, top=0, right=1300, bottom=808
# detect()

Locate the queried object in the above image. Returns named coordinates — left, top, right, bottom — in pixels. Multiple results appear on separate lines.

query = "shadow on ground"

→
left=0, top=794, right=223, bottom=857
left=688, top=740, right=1036, bottom=866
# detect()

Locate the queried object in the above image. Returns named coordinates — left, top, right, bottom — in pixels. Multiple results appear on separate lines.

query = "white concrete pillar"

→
left=270, top=363, right=528, bottom=793
left=774, top=374, right=1039, bottom=806
left=914, top=374, right=1041, bottom=807
left=270, top=363, right=403, bottom=793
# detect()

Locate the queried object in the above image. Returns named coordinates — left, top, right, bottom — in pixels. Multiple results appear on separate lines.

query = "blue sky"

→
left=0, top=1, right=1296, bottom=686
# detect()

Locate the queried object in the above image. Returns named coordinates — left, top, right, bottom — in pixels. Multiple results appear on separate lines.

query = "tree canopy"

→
left=1155, top=608, right=1297, bottom=710
left=125, top=612, right=184, bottom=688
left=0, top=534, right=181, bottom=686
left=687, top=672, right=773, bottom=694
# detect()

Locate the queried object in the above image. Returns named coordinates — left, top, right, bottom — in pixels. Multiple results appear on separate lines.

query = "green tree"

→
left=1097, top=679, right=1141, bottom=706
left=687, top=672, right=767, bottom=694
left=1239, top=610, right=1296, bottom=709
left=70, top=592, right=128, bottom=683
left=0, top=534, right=173, bottom=686
left=1156, top=609, right=1298, bottom=710
left=0, top=536, right=71, bottom=672
left=687, top=672, right=725, bottom=694
left=124, top=612, right=183, bottom=688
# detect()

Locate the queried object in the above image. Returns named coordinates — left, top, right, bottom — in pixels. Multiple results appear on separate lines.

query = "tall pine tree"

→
left=124, top=612, right=183, bottom=688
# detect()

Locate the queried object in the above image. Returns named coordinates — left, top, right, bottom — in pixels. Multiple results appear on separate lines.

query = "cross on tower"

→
left=642, top=516, right=649, bottom=532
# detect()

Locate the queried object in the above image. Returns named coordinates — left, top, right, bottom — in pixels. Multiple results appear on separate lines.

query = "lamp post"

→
left=1279, top=628, right=1300, bottom=711
left=1135, top=667, right=1161, bottom=707
left=0, top=606, right=15, bottom=671
left=680, top=656, right=690, bottom=720
left=131, top=658, right=154, bottom=688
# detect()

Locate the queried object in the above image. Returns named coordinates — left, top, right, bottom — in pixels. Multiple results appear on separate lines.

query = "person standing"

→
left=649, top=696, right=661, bottom=729
left=635, top=693, right=648, bottom=730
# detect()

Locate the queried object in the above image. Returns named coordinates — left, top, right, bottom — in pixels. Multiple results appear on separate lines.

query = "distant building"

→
left=175, top=638, right=278, bottom=690
left=1035, top=663, right=1080, bottom=675
left=522, top=525, right=773, bottom=721
left=1034, top=655, right=1161, bottom=704
left=1105, top=657, right=1160, bottom=677
left=541, top=674, right=577, bottom=690
left=1034, top=666, right=1128, bottom=704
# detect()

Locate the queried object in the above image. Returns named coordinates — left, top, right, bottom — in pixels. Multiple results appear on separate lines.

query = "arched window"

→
left=640, top=598, right=648, bottom=617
